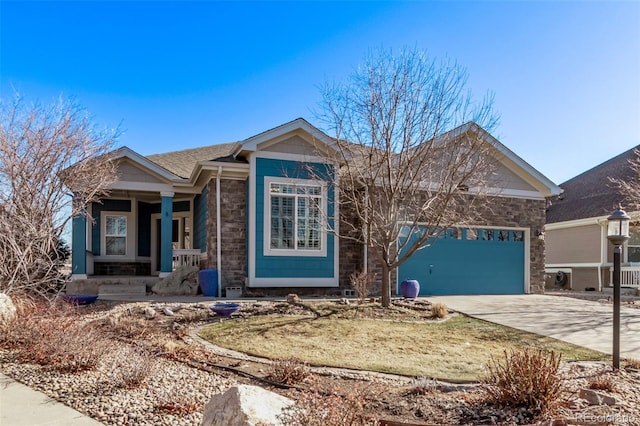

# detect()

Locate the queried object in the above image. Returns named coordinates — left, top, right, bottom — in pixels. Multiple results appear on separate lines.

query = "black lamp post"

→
left=606, top=206, right=630, bottom=370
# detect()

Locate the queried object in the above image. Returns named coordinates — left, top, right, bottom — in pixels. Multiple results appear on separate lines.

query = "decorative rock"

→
left=0, top=293, right=17, bottom=327
left=144, top=307, right=157, bottom=319
left=286, top=294, right=299, bottom=304
left=201, top=385, right=293, bottom=426
left=579, top=388, right=617, bottom=406
left=339, top=298, right=350, bottom=305
left=152, top=266, right=200, bottom=295
left=162, top=307, right=174, bottom=316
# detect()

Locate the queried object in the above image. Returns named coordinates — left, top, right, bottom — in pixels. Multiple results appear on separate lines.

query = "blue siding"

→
left=255, top=158, right=335, bottom=279
left=91, top=199, right=131, bottom=255
left=398, top=228, right=525, bottom=295
left=160, top=196, right=173, bottom=273
left=193, top=187, right=208, bottom=252
left=71, top=214, right=86, bottom=274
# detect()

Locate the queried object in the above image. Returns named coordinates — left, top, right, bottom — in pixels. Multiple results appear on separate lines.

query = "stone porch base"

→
left=65, top=276, right=160, bottom=296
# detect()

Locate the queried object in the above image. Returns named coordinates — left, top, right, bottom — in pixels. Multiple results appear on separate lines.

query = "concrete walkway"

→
left=0, top=373, right=103, bottom=425
left=428, top=294, right=640, bottom=359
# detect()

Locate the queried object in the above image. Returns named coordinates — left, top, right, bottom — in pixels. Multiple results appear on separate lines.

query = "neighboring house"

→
left=545, top=145, right=640, bottom=292
left=70, top=118, right=560, bottom=296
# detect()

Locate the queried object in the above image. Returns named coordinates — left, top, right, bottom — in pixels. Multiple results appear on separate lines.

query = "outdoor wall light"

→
left=606, top=205, right=630, bottom=371
left=607, top=206, right=631, bottom=246
left=535, top=229, right=545, bottom=240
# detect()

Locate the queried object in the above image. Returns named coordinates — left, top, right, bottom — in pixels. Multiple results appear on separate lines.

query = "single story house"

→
left=70, top=118, right=561, bottom=296
left=545, top=145, right=640, bottom=291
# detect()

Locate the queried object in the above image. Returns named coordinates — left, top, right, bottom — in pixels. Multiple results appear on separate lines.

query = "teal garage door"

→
left=398, top=228, right=525, bottom=295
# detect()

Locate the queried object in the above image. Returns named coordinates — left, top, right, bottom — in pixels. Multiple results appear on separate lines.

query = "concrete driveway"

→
left=427, top=294, right=640, bottom=360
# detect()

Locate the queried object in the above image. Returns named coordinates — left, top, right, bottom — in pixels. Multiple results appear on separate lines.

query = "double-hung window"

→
left=105, top=215, right=127, bottom=256
left=266, top=179, right=325, bottom=256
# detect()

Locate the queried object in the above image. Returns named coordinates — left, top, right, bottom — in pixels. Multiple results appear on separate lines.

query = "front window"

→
left=105, top=215, right=127, bottom=255
left=269, top=182, right=322, bottom=252
left=628, top=226, right=640, bottom=263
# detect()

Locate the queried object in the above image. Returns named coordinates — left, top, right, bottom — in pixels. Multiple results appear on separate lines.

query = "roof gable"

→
left=442, top=122, right=562, bottom=198
left=546, top=145, right=640, bottom=223
left=240, top=118, right=335, bottom=156
left=117, top=159, right=166, bottom=184
left=112, top=146, right=181, bottom=182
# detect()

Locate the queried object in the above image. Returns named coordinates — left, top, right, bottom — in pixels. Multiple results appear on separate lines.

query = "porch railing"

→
left=609, top=266, right=640, bottom=288
left=172, top=249, right=202, bottom=270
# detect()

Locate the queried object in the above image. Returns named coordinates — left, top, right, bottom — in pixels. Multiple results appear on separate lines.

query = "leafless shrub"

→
left=160, top=339, right=201, bottom=362
left=0, top=94, right=118, bottom=297
left=588, top=374, right=617, bottom=392
left=0, top=296, right=112, bottom=372
left=101, top=346, right=156, bottom=389
left=279, top=381, right=380, bottom=426
left=624, top=358, right=640, bottom=370
left=267, top=358, right=312, bottom=385
left=350, top=271, right=375, bottom=304
left=431, top=302, right=448, bottom=319
left=407, top=377, right=438, bottom=395
left=105, top=313, right=151, bottom=339
left=481, top=349, right=565, bottom=418
left=154, top=385, right=200, bottom=416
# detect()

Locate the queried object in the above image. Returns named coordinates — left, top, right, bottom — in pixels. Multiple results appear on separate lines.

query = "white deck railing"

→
left=172, top=249, right=202, bottom=270
left=609, top=266, right=640, bottom=288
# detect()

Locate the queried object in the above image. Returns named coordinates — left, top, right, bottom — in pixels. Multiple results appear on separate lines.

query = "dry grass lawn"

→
left=199, top=308, right=607, bottom=381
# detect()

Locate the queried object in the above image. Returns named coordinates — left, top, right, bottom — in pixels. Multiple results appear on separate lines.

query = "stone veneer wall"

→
left=338, top=195, right=547, bottom=295
left=206, top=179, right=247, bottom=289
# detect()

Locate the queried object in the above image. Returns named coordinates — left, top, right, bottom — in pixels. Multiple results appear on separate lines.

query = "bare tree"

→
left=610, top=148, right=640, bottom=213
left=0, top=94, right=119, bottom=297
left=317, top=47, right=499, bottom=307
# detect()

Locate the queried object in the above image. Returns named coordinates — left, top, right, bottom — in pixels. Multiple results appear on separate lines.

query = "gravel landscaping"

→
left=1, top=298, right=640, bottom=425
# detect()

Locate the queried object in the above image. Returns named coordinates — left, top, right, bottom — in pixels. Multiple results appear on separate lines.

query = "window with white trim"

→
left=628, top=226, right=640, bottom=263
left=105, top=215, right=127, bottom=256
left=268, top=181, right=323, bottom=252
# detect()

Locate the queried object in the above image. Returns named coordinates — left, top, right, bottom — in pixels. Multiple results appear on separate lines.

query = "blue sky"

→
left=1, top=1, right=638, bottom=185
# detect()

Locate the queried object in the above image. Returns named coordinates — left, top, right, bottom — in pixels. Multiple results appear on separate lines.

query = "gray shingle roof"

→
left=546, top=145, right=640, bottom=223
left=145, top=142, right=242, bottom=179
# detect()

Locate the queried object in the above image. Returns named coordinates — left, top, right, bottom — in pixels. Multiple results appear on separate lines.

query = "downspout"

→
left=216, top=166, right=222, bottom=298
left=598, top=218, right=607, bottom=291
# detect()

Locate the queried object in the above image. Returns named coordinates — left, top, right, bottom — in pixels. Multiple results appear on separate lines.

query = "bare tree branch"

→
left=314, top=47, right=499, bottom=307
left=0, top=93, right=119, bottom=297
left=610, top=148, right=640, bottom=215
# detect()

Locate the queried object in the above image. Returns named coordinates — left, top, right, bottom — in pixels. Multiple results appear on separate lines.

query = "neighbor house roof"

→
left=145, top=142, right=242, bottom=179
left=546, top=145, right=640, bottom=224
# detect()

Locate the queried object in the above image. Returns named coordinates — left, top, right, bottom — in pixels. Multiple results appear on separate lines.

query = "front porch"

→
left=71, top=189, right=208, bottom=280
left=610, top=266, right=640, bottom=289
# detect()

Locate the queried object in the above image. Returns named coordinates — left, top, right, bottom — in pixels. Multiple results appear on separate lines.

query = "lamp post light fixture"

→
left=606, top=205, right=630, bottom=371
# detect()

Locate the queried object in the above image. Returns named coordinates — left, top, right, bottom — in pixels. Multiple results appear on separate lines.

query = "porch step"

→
left=99, top=283, right=147, bottom=296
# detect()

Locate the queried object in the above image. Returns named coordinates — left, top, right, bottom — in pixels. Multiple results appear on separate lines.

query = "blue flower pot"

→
left=199, top=269, right=218, bottom=296
left=400, top=280, right=420, bottom=299
left=209, top=303, right=240, bottom=317
left=61, top=294, right=99, bottom=305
